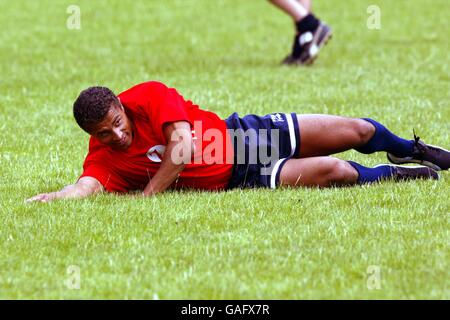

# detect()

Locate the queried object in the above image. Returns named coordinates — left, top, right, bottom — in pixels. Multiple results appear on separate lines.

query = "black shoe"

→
left=381, top=164, right=440, bottom=181
left=387, top=134, right=450, bottom=171
left=282, top=22, right=332, bottom=66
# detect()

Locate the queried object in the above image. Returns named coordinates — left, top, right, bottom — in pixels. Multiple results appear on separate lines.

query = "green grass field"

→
left=0, top=0, right=449, bottom=299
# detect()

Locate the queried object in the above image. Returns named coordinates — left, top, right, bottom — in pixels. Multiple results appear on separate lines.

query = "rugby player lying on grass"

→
left=27, top=81, right=450, bottom=203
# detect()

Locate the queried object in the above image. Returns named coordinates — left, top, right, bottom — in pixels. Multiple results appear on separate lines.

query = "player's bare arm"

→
left=26, top=176, right=103, bottom=203
left=142, top=121, right=193, bottom=196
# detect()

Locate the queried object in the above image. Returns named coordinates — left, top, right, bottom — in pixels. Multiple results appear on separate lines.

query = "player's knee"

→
left=353, top=119, right=375, bottom=144
left=325, top=159, right=356, bottom=185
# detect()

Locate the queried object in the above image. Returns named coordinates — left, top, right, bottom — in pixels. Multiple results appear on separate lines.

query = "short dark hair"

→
left=73, top=86, right=120, bottom=132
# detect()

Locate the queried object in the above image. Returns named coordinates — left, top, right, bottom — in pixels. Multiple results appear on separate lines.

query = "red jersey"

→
left=79, top=81, right=233, bottom=192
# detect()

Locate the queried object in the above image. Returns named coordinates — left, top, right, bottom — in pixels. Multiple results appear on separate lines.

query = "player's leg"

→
left=363, top=120, right=450, bottom=171
left=278, top=156, right=439, bottom=188
left=269, top=0, right=308, bottom=21
left=298, top=0, right=311, bottom=12
left=295, top=115, right=450, bottom=170
left=268, top=0, right=331, bottom=65
left=279, top=157, right=358, bottom=187
left=296, top=114, right=377, bottom=157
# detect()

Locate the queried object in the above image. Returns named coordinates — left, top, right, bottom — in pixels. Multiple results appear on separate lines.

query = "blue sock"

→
left=356, top=118, right=414, bottom=157
left=348, top=161, right=394, bottom=184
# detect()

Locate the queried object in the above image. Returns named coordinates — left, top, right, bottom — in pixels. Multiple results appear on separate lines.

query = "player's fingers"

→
left=25, top=195, right=42, bottom=202
left=25, top=194, right=48, bottom=203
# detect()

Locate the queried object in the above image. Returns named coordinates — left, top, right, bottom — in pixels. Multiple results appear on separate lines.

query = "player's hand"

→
left=25, top=192, right=59, bottom=203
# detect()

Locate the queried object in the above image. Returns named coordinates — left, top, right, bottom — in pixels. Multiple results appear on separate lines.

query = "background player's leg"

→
left=296, top=114, right=375, bottom=158
left=269, top=0, right=330, bottom=65
left=298, top=0, right=311, bottom=11
left=269, top=0, right=308, bottom=21
left=279, top=157, right=358, bottom=187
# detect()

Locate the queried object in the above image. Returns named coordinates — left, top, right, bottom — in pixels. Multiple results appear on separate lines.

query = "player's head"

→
left=73, top=86, right=133, bottom=150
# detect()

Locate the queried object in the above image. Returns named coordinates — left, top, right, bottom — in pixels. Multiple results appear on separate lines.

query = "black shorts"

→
left=225, top=112, right=301, bottom=189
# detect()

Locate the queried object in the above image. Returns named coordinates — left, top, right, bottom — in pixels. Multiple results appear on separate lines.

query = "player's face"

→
left=90, top=103, right=133, bottom=151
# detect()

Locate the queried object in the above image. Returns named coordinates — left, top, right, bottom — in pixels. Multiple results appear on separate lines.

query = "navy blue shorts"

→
left=225, top=112, right=301, bottom=189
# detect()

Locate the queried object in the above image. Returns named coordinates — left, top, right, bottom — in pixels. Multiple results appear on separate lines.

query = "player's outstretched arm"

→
left=142, top=121, right=193, bottom=196
left=26, top=176, right=104, bottom=203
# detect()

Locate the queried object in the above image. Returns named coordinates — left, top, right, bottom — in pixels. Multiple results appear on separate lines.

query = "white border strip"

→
left=270, top=158, right=286, bottom=189
left=285, top=113, right=296, bottom=157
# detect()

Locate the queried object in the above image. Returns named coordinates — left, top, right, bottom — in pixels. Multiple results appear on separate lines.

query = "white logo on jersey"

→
left=270, top=113, right=284, bottom=123
left=146, top=145, right=166, bottom=162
